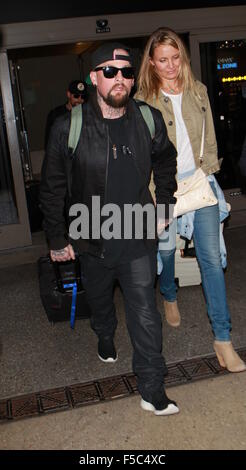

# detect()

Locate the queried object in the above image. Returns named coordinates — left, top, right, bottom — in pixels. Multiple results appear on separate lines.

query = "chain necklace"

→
left=168, top=88, right=177, bottom=94
left=162, top=82, right=180, bottom=95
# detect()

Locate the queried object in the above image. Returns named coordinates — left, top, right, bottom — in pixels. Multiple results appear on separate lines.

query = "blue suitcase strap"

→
left=63, top=282, right=78, bottom=329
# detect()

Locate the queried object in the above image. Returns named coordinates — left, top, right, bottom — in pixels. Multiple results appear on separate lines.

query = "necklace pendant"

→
left=112, top=144, right=117, bottom=159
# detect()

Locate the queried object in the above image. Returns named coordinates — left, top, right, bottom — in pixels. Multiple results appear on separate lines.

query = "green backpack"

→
left=68, top=100, right=155, bottom=155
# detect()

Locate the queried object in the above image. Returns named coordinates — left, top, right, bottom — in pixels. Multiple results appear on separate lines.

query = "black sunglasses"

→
left=94, top=66, right=134, bottom=79
left=72, top=93, right=83, bottom=99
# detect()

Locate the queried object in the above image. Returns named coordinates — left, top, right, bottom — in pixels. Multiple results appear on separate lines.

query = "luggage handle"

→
left=52, top=256, right=83, bottom=293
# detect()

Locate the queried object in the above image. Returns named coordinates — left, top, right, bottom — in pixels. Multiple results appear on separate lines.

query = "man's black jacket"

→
left=44, top=103, right=69, bottom=150
left=40, top=92, right=177, bottom=257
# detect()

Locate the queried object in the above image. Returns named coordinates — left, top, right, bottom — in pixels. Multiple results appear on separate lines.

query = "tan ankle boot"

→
left=214, top=340, right=246, bottom=373
left=163, top=300, right=181, bottom=327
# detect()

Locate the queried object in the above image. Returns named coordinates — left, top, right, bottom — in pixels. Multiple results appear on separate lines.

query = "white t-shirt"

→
left=162, top=91, right=196, bottom=175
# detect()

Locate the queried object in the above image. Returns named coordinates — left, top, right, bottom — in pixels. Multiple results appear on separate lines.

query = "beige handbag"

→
left=173, top=120, right=218, bottom=218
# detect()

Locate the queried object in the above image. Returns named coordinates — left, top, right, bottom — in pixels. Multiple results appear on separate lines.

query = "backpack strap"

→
left=69, top=102, right=154, bottom=153
left=68, top=103, right=83, bottom=155
left=135, top=100, right=155, bottom=140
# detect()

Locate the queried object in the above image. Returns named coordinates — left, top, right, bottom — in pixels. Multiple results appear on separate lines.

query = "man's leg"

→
left=81, top=254, right=117, bottom=360
left=117, top=250, right=179, bottom=414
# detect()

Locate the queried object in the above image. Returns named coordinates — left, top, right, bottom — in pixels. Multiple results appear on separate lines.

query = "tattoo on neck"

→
left=97, top=95, right=125, bottom=119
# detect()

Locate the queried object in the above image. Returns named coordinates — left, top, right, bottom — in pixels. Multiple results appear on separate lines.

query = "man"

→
left=44, top=79, right=87, bottom=149
left=40, top=42, right=178, bottom=416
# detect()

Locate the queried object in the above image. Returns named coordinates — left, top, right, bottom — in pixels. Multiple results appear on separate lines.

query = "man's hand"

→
left=50, top=244, right=75, bottom=262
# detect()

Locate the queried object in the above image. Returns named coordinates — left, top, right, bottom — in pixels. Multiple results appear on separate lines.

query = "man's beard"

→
left=101, top=86, right=129, bottom=108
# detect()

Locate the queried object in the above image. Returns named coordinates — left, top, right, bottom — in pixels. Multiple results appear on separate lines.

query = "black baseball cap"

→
left=91, top=42, right=132, bottom=70
left=68, top=80, right=87, bottom=97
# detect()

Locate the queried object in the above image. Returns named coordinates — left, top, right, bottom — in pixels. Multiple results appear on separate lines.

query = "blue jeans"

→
left=159, top=248, right=177, bottom=302
left=159, top=202, right=232, bottom=341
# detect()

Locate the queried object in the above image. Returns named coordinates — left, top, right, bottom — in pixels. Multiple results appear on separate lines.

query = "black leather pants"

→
left=81, top=250, right=167, bottom=401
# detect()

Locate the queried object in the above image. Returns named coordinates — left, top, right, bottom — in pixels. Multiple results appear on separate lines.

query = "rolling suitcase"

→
left=38, top=256, right=91, bottom=326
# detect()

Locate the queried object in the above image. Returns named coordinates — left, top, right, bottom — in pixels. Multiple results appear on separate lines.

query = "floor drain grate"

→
left=1, top=348, right=246, bottom=423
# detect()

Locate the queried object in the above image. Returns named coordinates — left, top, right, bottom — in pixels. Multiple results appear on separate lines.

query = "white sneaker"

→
left=141, top=398, right=179, bottom=416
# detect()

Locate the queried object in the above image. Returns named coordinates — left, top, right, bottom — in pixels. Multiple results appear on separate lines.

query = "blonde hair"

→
left=138, top=27, right=198, bottom=101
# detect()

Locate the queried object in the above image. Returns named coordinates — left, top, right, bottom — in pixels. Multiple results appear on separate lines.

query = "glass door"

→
left=0, top=52, right=31, bottom=250
left=189, top=28, right=246, bottom=191
left=200, top=38, right=246, bottom=190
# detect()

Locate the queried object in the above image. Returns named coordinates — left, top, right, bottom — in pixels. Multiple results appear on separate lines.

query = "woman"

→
left=136, top=27, right=246, bottom=373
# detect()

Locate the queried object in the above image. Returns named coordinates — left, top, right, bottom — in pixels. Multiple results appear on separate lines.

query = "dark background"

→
left=1, top=1, right=246, bottom=24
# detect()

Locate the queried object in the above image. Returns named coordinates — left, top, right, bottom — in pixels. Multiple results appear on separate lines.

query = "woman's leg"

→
left=193, top=202, right=231, bottom=341
left=159, top=248, right=177, bottom=301
left=158, top=220, right=180, bottom=326
left=193, top=194, right=245, bottom=372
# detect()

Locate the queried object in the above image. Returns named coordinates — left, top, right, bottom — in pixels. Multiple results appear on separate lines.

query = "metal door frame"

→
left=0, top=52, right=31, bottom=250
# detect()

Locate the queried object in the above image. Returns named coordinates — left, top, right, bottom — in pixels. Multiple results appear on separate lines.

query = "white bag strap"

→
left=199, top=119, right=205, bottom=164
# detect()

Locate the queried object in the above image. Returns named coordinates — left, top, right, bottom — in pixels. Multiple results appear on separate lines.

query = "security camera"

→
left=96, top=19, right=108, bottom=29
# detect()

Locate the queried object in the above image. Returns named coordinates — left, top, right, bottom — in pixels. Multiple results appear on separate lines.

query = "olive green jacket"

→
left=135, top=80, right=220, bottom=177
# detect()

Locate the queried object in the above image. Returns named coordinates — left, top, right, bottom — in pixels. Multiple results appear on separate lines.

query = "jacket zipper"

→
left=100, top=126, right=110, bottom=259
